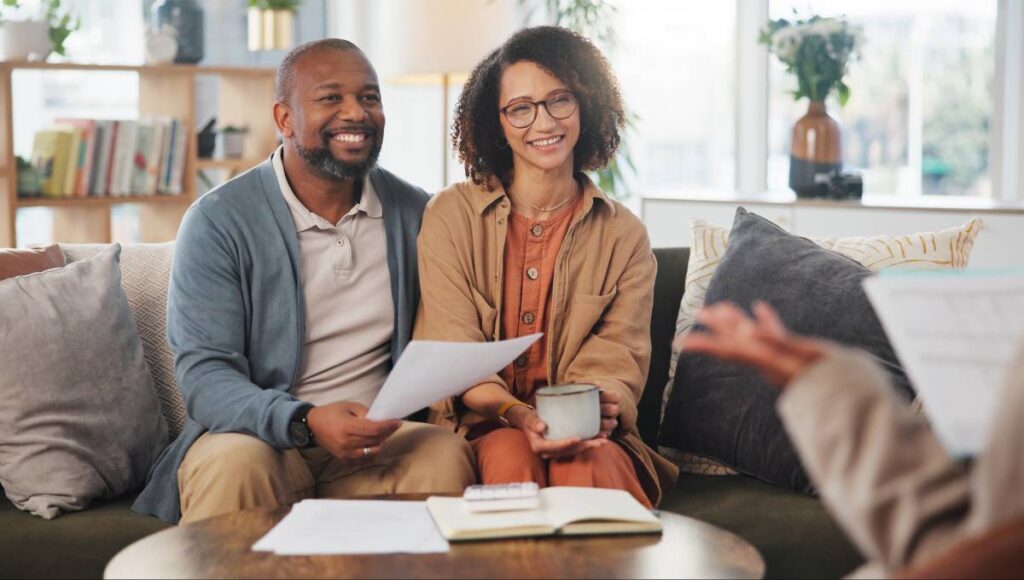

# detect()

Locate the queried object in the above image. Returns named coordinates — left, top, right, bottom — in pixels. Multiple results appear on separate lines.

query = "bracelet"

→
left=497, top=401, right=532, bottom=427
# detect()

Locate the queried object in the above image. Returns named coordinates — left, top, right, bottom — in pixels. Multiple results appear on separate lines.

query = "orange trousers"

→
left=471, top=427, right=652, bottom=508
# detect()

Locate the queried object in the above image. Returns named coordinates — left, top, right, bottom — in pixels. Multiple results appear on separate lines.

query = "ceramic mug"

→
left=535, top=384, right=601, bottom=441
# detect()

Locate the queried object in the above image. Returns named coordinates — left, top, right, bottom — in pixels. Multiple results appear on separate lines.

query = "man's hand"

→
left=676, top=300, right=830, bottom=389
left=505, top=405, right=607, bottom=460
left=306, top=402, right=401, bottom=462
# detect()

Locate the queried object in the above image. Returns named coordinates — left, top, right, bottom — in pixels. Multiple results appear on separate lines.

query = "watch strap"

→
left=291, top=405, right=315, bottom=447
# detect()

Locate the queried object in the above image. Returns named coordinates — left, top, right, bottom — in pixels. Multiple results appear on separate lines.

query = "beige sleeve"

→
left=561, top=237, right=656, bottom=434
left=777, top=349, right=970, bottom=570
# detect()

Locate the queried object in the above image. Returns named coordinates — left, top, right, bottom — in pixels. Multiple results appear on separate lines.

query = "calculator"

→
left=462, top=482, right=541, bottom=512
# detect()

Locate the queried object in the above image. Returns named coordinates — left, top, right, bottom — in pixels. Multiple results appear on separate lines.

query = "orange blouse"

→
left=499, top=195, right=583, bottom=402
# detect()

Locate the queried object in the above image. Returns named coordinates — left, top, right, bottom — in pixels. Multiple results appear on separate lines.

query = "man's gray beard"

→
left=295, top=140, right=381, bottom=182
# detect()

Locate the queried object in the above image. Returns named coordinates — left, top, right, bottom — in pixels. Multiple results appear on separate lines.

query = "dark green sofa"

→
left=0, top=247, right=863, bottom=579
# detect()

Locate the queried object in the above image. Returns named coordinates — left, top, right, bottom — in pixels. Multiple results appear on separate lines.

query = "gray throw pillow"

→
left=659, top=208, right=913, bottom=493
left=0, top=244, right=168, bottom=519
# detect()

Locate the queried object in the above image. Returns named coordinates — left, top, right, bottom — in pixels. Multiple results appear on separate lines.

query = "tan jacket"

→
left=779, top=346, right=1024, bottom=577
left=413, top=177, right=679, bottom=505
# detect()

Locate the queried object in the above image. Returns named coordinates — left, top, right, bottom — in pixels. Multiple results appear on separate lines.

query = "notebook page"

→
left=863, top=270, right=1024, bottom=456
left=541, top=487, right=659, bottom=530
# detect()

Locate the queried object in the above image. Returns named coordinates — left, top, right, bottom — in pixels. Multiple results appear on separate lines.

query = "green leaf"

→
left=837, top=81, right=851, bottom=106
left=248, top=0, right=300, bottom=10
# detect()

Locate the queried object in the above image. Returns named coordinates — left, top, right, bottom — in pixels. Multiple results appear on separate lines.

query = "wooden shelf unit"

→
left=0, top=61, right=278, bottom=247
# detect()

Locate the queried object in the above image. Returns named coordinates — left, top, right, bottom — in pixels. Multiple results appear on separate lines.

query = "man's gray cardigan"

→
left=132, top=159, right=429, bottom=523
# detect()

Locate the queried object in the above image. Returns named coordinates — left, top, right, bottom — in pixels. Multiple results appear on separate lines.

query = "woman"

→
left=414, top=26, right=677, bottom=507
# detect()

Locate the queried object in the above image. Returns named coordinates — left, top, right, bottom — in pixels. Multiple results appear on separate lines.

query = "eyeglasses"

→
left=499, top=91, right=578, bottom=129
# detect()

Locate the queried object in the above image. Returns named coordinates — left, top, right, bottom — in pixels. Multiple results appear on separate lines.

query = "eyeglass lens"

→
left=504, top=92, right=577, bottom=128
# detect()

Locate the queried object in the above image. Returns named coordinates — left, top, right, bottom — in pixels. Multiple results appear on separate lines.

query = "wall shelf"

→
left=1, top=60, right=278, bottom=246
left=195, top=158, right=265, bottom=171
left=16, top=194, right=192, bottom=208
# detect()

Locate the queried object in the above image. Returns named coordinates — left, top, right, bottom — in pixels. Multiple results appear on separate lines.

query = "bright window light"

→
left=768, top=0, right=997, bottom=197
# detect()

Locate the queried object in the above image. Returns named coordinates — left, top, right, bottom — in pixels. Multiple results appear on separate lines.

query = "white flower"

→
left=771, top=26, right=804, bottom=60
left=806, top=18, right=844, bottom=37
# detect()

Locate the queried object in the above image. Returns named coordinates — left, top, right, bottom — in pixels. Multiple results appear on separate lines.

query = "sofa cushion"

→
left=0, top=244, right=168, bottom=519
left=661, top=474, right=863, bottom=579
left=62, top=242, right=185, bottom=439
left=660, top=208, right=915, bottom=492
left=639, top=247, right=690, bottom=447
left=0, top=244, right=65, bottom=280
left=0, top=491, right=170, bottom=579
left=661, top=215, right=981, bottom=473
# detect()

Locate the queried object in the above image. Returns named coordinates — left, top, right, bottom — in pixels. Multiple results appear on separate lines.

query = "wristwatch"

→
left=289, top=405, right=315, bottom=448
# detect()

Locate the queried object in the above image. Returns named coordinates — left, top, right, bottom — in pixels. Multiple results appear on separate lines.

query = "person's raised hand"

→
left=504, top=404, right=606, bottom=459
left=676, top=300, right=829, bottom=388
left=306, top=401, right=401, bottom=463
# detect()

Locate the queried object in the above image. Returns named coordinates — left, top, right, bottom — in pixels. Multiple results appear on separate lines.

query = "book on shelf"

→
left=30, top=129, right=74, bottom=197
left=55, top=119, right=97, bottom=197
left=161, top=118, right=188, bottom=195
left=112, top=119, right=138, bottom=196
left=24, top=117, right=187, bottom=199
left=425, top=487, right=662, bottom=541
left=91, top=120, right=115, bottom=196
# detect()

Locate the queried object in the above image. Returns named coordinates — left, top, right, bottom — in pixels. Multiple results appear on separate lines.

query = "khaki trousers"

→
left=178, top=421, right=477, bottom=524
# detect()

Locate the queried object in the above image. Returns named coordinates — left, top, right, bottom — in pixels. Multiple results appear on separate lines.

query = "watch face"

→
left=289, top=420, right=310, bottom=447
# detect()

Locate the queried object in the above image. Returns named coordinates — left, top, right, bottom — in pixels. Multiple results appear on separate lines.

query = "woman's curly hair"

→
left=452, top=26, right=625, bottom=187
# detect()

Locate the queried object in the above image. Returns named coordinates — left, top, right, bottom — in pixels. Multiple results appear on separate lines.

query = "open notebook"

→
left=426, top=487, right=662, bottom=541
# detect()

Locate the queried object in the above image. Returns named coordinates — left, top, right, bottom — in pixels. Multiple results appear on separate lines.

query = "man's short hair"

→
left=275, top=38, right=364, bottom=103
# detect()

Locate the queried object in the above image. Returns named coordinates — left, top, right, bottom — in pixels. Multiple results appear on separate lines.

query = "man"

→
left=679, top=300, right=1024, bottom=577
left=133, top=39, right=477, bottom=524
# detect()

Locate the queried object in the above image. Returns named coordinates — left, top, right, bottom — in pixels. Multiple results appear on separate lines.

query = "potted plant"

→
left=248, top=0, right=300, bottom=52
left=0, top=0, right=78, bottom=61
left=15, top=154, right=39, bottom=197
left=220, top=125, right=249, bottom=159
left=760, top=15, right=863, bottom=198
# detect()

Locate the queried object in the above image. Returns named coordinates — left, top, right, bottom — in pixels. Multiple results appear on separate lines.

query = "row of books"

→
left=28, top=118, right=189, bottom=198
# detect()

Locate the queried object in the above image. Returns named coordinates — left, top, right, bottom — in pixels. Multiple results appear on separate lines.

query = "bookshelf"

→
left=0, top=62, right=279, bottom=247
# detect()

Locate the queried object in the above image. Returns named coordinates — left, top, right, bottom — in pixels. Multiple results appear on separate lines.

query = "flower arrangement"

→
left=759, top=15, right=863, bottom=105
left=1, top=0, right=78, bottom=57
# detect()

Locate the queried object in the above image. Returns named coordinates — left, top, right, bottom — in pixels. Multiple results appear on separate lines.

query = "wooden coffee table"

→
left=105, top=499, right=764, bottom=579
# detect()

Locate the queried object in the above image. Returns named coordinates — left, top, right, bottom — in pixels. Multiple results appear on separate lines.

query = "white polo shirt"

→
left=272, top=147, right=394, bottom=407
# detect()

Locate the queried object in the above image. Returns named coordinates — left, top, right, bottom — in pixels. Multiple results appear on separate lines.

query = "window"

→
left=767, top=1, right=998, bottom=197
left=613, top=1, right=737, bottom=195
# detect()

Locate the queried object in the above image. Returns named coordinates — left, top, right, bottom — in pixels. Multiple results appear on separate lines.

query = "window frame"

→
left=329, top=0, right=1024, bottom=202
left=744, top=0, right=1022, bottom=201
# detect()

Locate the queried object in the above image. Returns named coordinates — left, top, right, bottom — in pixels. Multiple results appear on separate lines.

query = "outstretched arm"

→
left=680, top=301, right=970, bottom=569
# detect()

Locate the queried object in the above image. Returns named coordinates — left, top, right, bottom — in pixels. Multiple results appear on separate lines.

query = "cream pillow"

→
left=662, top=216, right=982, bottom=474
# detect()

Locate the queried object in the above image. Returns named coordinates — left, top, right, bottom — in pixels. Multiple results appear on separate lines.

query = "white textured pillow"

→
left=662, top=216, right=982, bottom=473
left=62, top=243, right=185, bottom=440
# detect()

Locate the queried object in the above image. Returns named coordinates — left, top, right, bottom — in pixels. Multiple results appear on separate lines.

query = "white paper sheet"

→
left=863, top=270, right=1024, bottom=456
left=366, top=333, right=543, bottom=420
left=252, top=499, right=449, bottom=555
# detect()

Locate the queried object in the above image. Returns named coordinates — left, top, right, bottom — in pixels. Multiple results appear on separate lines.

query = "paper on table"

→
left=252, top=499, right=448, bottom=555
left=367, top=333, right=543, bottom=420
left=863, top=270, right=1024, bottom=456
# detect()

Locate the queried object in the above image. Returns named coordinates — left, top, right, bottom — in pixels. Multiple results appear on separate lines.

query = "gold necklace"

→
left=514, top=181, right=580, bottom=213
